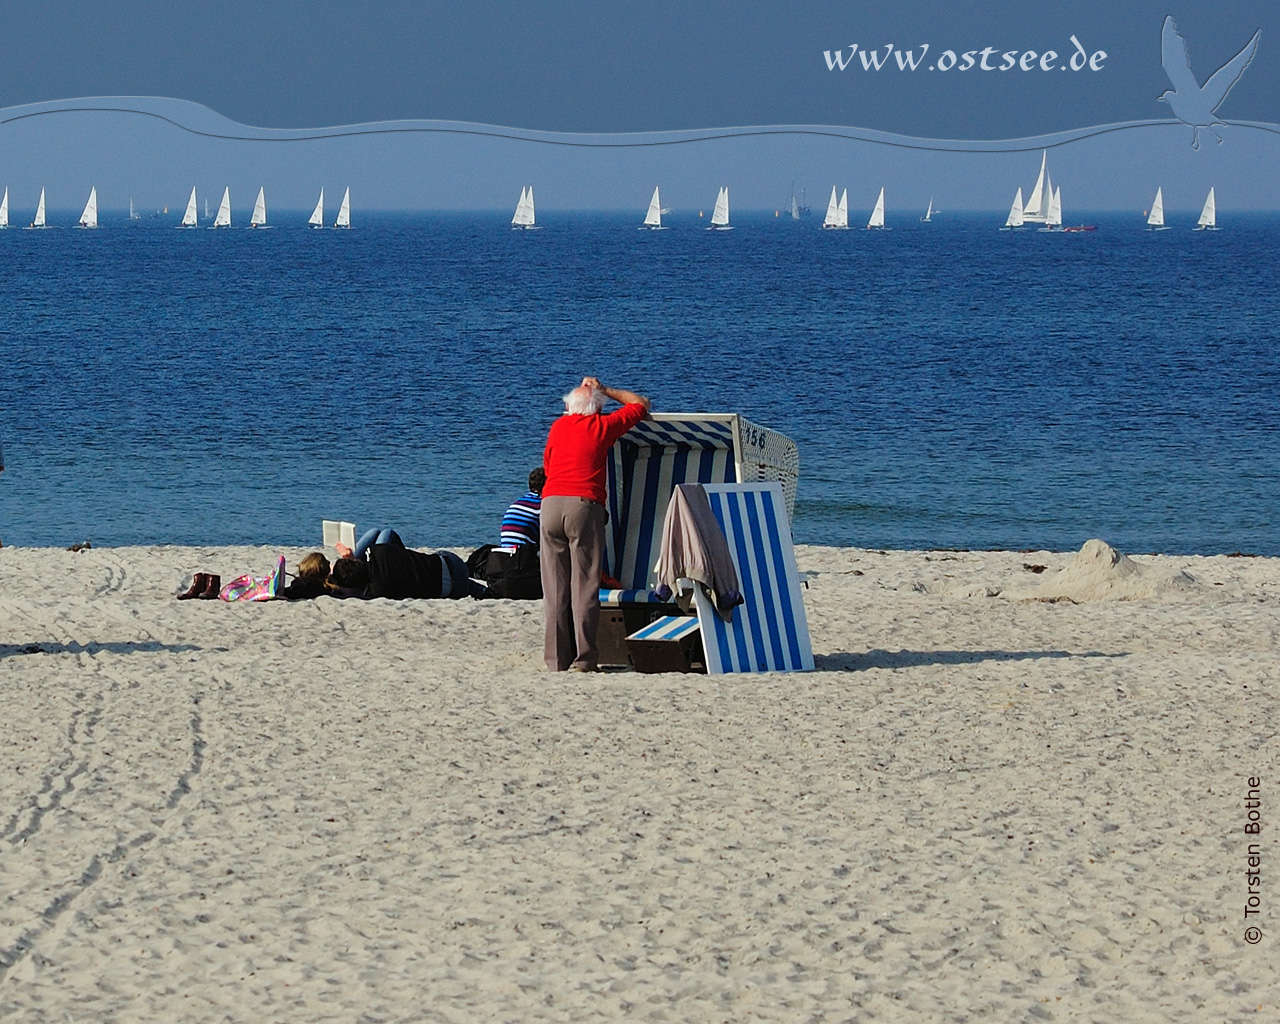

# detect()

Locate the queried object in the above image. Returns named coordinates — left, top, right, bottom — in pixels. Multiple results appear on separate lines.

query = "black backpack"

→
left=483, top=545, right=543, bottom=600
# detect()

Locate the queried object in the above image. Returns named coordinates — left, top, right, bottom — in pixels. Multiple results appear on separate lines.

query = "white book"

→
left=322, top=520, right=357, bottom=550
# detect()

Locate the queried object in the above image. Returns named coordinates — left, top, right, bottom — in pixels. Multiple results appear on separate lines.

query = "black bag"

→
left=466, top=544, right=496, bottom=580
left=484, top=545, right=543, bottom=600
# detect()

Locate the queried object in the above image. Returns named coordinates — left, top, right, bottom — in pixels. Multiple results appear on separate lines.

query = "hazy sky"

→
left=0, top=2, right=1275, bottom=213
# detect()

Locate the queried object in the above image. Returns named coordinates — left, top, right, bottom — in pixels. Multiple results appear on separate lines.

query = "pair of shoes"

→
left=177, top=573, right=222, bottom=600
left=177, top=573, right=209, bottom=600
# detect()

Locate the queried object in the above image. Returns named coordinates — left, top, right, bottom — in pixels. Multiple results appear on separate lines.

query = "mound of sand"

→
left=1006, top=538, right=1200, bottom=602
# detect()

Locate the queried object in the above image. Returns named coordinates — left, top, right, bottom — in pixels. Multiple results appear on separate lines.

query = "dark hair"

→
left=330, top=555, right=369, bottom=590
left=529, top=467, right=547, bottom=494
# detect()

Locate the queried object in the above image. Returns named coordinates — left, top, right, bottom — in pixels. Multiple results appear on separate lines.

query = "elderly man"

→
left=541, top=377, right=651, bottom=672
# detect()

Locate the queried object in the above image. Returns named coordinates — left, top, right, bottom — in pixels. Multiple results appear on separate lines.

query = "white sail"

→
left=335, top=187, right=351, bottom=228
left=1023, top=150, right=1048, bottom=221
left=512, top=186, right=536, bottom=227
left=643, top=186, right=662, bottom=227
left=837, top=189, right=848, bottom=229
left=0, top=187, right=9, bottom=228
left=1147, top=187, right=1165, bottom=228
left=250, top=187, right=266, bottom=227
left=710, top=186, right=730, bottom=227
left=1196, top=187, right=1216, bottom=229
left=181, top=187, right=198, bottom=227
left=308, top=188, right=324, bottom=227
left=821, top=186, right=839, bottom=228
left=32, top=188, right=46, bottom=228
left=1004, top=187, right=1024, bottom=228
left=129, top=197, right=139, bottom=220
left=1045, top=186, right=1062, bottom=228
left=213, top=187, right=231, bottom=227
left=79, top=186, right=98, bottom=228
left=922, top=197, right=934, bottom=222
left=867, top=187, right=885, bottom=229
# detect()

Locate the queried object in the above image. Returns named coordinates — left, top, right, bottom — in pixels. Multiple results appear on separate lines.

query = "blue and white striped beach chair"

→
left=687, top=482, right=814, bottom=674
left=601, top=413, right=799, bottom=605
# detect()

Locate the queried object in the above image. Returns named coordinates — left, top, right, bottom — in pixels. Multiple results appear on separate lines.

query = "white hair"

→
left=563, top=385, right=605, bottom=416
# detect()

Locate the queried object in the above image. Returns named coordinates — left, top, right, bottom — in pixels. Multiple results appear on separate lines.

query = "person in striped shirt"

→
left=500, top=468, right=545, bottom=550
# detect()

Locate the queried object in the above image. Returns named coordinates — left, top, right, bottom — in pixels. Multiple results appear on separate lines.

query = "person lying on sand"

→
left=331, top=528, right=486, bottom=600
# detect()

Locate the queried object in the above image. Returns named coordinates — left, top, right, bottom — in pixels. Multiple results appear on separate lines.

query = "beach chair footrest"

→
left=625, top=616, right=706, bottom=674
left=597, top=602, right=681, bottom=667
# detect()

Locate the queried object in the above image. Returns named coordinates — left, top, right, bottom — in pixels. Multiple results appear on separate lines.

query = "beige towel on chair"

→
left=654, top=483, right=743, bottom=620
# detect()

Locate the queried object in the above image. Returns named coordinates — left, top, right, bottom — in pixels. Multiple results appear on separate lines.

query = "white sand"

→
left=1, top=541, right=1277, bottom=1021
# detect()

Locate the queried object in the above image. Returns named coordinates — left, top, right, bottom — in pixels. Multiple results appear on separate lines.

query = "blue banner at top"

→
left=0, top=1, right=1272, bottom=140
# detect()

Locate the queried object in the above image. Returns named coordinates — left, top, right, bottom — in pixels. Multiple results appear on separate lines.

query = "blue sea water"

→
left=1, top=211, right=1277, bottom=555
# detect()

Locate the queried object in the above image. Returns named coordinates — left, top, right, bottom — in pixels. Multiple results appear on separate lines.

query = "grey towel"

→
left=654, top=483, right=743, bottom=620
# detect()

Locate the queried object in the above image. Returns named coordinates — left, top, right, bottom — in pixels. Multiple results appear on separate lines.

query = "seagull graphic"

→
left=1159, top=15, right=1260, bottom=149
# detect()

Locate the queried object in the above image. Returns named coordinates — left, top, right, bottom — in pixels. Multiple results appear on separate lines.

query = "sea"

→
left=2, top=210, right=1277, bottom=556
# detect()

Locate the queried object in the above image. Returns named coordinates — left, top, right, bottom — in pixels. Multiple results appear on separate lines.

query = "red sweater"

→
left=543, top=403, right=648, bottom=504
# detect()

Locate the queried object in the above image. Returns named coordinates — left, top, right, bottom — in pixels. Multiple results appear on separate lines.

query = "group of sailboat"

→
left=0, top=187, right=350, bottom=229
left=818, top=186, right=889, bottom=229
left=179, top=187, right=232, bottom=228
left=1145, top=186, right=1216, bottom=230
left=1003, top=151, right=1093, bottom=231
left=308, top=188, right=352, bottom=228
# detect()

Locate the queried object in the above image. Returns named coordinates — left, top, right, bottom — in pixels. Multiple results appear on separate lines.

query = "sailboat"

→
left=1021, top=151, right=1053, bottom=224
left=511, top=186, right=537, bottom=229
left=27, top=188, right=47, bottom=229
left=334, top=187, right=351, bottom=229
left=308, top=189, right=324, bottom=228
left=641, top=186, right=665, bottom=229
left=781, top=181, right=810, bottom=219
left=129, top=198, right=141, bottom=220
left=821, top=187, right=839, bottom=229
left=78, top=187, right=99, bottom=228
left=1146, top=187, right=1169, bottom=230
left=249, top=187, right=269, bottom=228
left=866, top=187, right=887, bottom=229
left=920, top=197, right=934, bottom=222
left=1037, top=186, right=1062, bottom=231
left=0, top=188, right=9, bottom=229
left=180, top=187, right=198, bottom=227
left=1194, top=187, right=1217, bottom=230
left=212, top=187, right=231, bottom=228
left=1001, top=188, right=1025, bottom=229
left=707, top=186, right=731, bottom=230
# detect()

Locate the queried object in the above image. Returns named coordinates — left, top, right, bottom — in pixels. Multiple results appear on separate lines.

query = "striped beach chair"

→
left=601, top=413, right=799, bottom=604
left=687, top=482, right=814, bottom=674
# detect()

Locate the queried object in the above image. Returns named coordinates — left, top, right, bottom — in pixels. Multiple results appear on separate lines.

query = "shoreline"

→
left=2, top=540, right=1276, bottom=1018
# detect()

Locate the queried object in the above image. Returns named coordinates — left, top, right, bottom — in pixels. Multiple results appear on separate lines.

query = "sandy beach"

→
left=1, top=541, right=1276, bottom=1021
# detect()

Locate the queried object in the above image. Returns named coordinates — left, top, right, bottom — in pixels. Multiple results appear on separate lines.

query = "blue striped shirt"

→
left=500, top=491, right=542, bottom=548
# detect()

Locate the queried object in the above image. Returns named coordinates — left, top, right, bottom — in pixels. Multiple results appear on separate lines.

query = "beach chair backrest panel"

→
left=694, top=482, right=814, bottom=674
left=736, top=416, right=801, bottom=518
left=605, top=416, right=738, bottom=589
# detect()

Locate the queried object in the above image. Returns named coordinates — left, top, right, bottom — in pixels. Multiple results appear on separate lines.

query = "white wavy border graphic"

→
left=4, top=96, right=1280, bottom=151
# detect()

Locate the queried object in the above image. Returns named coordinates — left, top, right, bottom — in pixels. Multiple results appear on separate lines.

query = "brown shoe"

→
left=177, top=573, right=209, bottom=600
left=198, top=574, right=222, bottom=599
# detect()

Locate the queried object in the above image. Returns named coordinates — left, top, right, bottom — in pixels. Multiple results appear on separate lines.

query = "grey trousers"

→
left=540, top=495, right=607, bottom=671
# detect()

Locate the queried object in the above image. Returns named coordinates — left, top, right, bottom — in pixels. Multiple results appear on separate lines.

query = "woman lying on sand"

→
left=330, top=528, right=486, bottom=600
